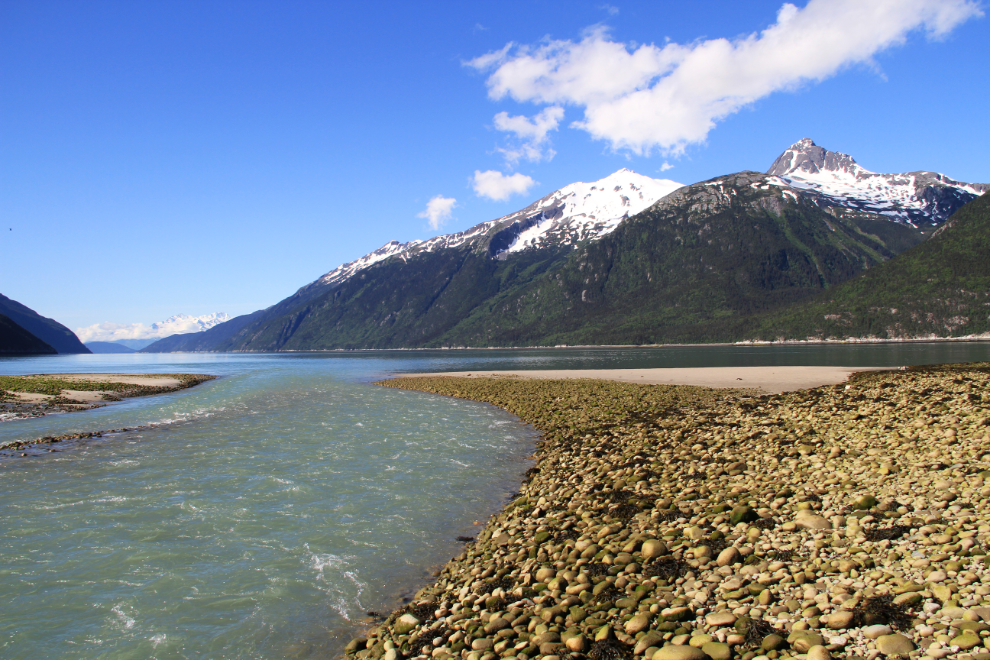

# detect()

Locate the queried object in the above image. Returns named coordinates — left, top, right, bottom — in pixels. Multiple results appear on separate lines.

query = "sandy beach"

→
left=399, top=366, right=893, bottom=395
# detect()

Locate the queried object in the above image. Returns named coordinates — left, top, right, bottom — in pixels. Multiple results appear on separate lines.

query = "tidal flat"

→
left=353, top=363, right=990, bottom=660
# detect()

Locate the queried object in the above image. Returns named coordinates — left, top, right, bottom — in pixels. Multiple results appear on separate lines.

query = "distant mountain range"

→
left=0, top=294, right=90, bottom=354
left=143, top=139, right=989, bottom=352
left=76, top=313, right=230, bottom=344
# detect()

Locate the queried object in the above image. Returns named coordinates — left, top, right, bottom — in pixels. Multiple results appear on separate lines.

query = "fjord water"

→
left=1, top=343, right=989, bottom=659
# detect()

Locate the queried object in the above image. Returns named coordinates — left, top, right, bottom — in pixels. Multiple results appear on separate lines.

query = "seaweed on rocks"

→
left=768, top=548, right=794, bottom=562
left=588, top=639, right=631, bottom=660
left=656, top=509, right=683, bottom=522
left=592, top=583, right=621, bottom=605
left=456, top=535, right=475, bottom=543
left=864, top=525, right=911, bottom=542
left=642, top=557, right=688, bottom=581
left=584, top=563, right=610, bottom=577
left=610, top=503, right=641, bottom=519
left=739, top=617, right=784, bottom=648
left=751, top=517, right=777, bottom=530
left=853, top=595, right=914, bottom=630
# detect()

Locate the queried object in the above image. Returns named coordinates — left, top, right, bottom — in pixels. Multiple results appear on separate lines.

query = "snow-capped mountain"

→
left=767, top=138, right=987, bottom=226
left=76, top=313, right=230, bottom=343
left=315, top=169, right=684, bottom=288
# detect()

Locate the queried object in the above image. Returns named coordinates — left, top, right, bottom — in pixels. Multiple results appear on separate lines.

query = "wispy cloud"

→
left=493, top=105, right=564, bottom=165
left=468, top=0, right=982, bottom=156
left=600, top=4, right=619, bottom=16
left=418, top=195, right=457, bottom=230
left=472, top=170, right=536, bottom=201
left=660, top=162, right=673, bottom=172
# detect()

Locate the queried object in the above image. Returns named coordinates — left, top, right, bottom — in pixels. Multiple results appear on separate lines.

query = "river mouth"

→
left=0, top=355, right=538, bottom=659
left=1, top=342, right=988, bottom=658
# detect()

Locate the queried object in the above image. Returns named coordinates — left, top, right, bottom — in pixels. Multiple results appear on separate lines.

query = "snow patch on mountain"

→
left=76, top=313, right=230, bottom=342
left=768, top=138, right=988, bottom=225
left=316, top=168, right=683, bottom=288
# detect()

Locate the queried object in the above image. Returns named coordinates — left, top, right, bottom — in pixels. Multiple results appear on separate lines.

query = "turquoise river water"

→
left=1, top=342, right=989, bottom=659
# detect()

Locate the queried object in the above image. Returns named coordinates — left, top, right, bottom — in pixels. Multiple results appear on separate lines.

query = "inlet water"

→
left=0, top=354, right=539, bottom=659
left=1, top=343, right=988, bottom=658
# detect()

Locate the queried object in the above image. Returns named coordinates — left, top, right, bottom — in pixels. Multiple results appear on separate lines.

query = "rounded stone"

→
left=876, top=634, right=915, bottom=656
left=807, top=645, right=830, bottom=660
left=862, top=625, right=892, bottom=640
left=565, top=635, right=586, bottom=653
left=951, top=632, right=982, bottom=650
left=702, top=641, right=731, bottom=660
left=394, top=614, right=421, bottom=635
left=471, top=638, right=494, bottom=651
left=626, top=614, right=651, bottom=635
left=641, top=539, right=667, bottom=560
left=653, top=646, right=708, bottom=660
left=705, top=611, right=737, bottom=627
left=716, top=547, right=740, bottom=567
left=826, top=611, right=855, bottom=629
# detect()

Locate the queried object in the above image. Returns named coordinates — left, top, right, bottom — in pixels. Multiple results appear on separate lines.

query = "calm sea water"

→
left=1, top=342, right=988, bottom=659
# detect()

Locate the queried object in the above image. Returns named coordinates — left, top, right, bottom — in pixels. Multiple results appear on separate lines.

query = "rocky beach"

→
left=347, top=363, right=990, bottom=660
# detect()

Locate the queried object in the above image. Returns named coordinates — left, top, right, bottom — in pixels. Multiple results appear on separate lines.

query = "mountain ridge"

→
left=0, top=294, right=90, bottom=354
left=143, top=139, right=988, bottom=352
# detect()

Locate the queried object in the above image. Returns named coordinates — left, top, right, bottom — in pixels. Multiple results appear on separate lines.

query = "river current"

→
left=1, top=343, right=988, bottom=659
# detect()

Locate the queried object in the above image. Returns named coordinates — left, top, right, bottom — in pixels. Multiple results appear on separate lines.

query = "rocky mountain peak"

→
left=767, top=138, right=865, bottom=178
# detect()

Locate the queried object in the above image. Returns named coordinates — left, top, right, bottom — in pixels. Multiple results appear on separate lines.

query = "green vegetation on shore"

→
left=351, top=365, right=990, bottom=660
left=0, top=373, right=214, bottom=402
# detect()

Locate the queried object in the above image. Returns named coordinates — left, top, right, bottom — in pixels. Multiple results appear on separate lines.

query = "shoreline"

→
left=0, top=372, right=215, bottom=432
left=347, top=363, right=990, bottom=660
left=136, top=336, right=990, bottom=353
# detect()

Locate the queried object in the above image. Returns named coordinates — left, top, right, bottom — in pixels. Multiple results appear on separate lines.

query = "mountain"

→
left=0, top=294, right=90, bottom=354
left=85, top=341, right=137, bottom=354
left=742, top=191, right=990, bottom=341
left=768, top=138, right=988, bottom=226
left=76, top=312, right=230, bottom=344
left=0, top=314, right=57, bottom=354
left=146, top=140, right=987, bottom=351
left=307, top=169, right=684, bottom=290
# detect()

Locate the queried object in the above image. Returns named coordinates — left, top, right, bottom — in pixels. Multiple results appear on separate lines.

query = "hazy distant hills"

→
left=0, top=313, right=57, bottom=354
left=0, top=293, right=90, bottom=354
left=144, top=139, right=989, bottom=351
left=85, top=341, right=137, bottom=354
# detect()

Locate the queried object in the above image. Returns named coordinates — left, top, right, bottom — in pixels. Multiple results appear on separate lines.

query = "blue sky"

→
left=2, top=0, right=987, bottom=333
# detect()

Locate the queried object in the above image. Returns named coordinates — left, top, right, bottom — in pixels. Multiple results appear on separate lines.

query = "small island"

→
left=349, top=363, right=990, bottom=660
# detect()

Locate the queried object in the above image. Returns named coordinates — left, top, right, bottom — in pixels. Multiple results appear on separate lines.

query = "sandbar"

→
left=398, top=365, right=893, bottom=394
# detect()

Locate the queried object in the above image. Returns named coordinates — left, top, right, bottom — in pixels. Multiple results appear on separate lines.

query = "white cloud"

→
left=660, top=162, right=673, bottom=172
left=467, top=0, right=982, bottom=155
left=76, top=313, right=229, bottom=342
left=493, top=105, right=564, bottom=164
left=600, top=4, right=619, bottom=16
left=472, top=170, right=537, bottom=202
left=418, top=195, right=457, bottom=230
